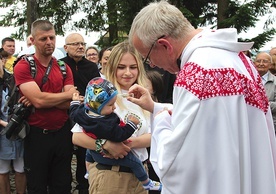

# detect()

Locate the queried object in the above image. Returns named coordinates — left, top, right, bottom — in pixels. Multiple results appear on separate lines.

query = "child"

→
left=70, top=77, right=162, bottom=191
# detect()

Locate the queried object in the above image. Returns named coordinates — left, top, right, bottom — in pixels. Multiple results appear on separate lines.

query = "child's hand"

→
left=127, top=115, right=139, bottom=125
left=72, top=92, right=80, bottom=101
left=78, top=95, right=84, bottom=103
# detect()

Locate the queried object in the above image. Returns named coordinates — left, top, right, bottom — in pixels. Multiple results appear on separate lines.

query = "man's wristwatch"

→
left=95, top=139, right=107, bottom=153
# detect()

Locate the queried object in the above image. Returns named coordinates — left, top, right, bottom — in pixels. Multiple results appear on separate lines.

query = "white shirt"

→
left=262, top=72, right=269, bottom=85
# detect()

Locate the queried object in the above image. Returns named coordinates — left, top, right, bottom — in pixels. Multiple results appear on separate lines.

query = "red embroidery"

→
left=175, top=62, right=269, bottom=113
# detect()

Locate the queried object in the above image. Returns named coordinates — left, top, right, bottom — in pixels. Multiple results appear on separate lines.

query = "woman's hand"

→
left=103, top=141, right=131, bottom=159
left=127, top=84, right=154, bottom=113
left=124, top=134, right=151, bottom=149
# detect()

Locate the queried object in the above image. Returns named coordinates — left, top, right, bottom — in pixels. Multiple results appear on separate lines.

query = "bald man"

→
left=60, top=33, right=100, bottom=194
left=254, top=52, right=276, bottom=131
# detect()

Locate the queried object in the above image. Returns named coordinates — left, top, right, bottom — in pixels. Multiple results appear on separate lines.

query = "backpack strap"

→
left=23, top=55, right=36, bottom=78
left=57, top=60, right=67, bottom=79
left=19, top=55, right=67, bottom=80
left=3, top=72, right=19, bottom=113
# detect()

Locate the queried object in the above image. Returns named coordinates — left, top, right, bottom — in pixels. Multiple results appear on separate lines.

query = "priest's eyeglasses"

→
left=143, top=35, right=165, bottom=64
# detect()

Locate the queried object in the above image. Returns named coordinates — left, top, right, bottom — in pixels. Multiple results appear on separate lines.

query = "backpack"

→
left=1, top=55, right=67, bottom=140
left=5, top=54, right=67, bottom=110
left=15, top=54, right=67, bottom=79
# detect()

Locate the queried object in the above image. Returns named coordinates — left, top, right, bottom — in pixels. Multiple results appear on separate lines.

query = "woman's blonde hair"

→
left=105, top=40, right=148, bottom=112
left=106, top=40, right=147, bottom=89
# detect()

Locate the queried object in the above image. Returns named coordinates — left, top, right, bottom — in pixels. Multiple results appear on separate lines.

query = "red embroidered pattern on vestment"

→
left=175, top=62, right=269, bottom=113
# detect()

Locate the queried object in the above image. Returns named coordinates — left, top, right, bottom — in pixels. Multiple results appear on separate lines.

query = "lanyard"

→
left=40, top=59, right=53, bottom=90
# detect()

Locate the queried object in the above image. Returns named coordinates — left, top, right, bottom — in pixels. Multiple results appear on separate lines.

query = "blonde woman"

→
left=72, top=40, right=153, bottom=194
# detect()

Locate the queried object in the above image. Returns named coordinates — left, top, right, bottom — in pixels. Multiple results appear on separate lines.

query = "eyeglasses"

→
left=66, top=42, right=87, bottom=47
left=255, top=59, right=271, bottom=64
left=87, top=53, right=98, bottom=57
left=143, top=35, right=165, bottom=64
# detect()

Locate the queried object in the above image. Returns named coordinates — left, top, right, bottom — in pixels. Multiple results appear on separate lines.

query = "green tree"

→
left=0, top=0, right=79, bottom=39
left=0, top=0, right=274, bottom=50
left=215, top=0, right=275, bottom=51
left=74, top=0, right=152, bottom=46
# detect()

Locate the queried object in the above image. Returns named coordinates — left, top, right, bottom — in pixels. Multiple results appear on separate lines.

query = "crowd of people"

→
left=0, top=1, right=276, bottom=194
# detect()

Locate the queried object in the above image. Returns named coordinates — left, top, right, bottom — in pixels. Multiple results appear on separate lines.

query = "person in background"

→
left=98, top=47, right=112, bottom=78
left=0, top=48, right=26, bottom=194
left=72, top=40, right=152, bottom=194
left=127, top=1, right=276, bottom=194
left=144, top=63, right=175, bottom=103
left=1, top=37, right=16, bottom=73
left=61, top=32, right=100, bottom=194
left=145, top=70, right=164, bottom=102
left=254, top=52, right=276, bottom=131
left=269, top=47, right=276, bottom=75
left=0, top=49, right=8, bottom=65
left=14, top=19, right=78, bottom=194
left=85, top=46, right=99, bottom=65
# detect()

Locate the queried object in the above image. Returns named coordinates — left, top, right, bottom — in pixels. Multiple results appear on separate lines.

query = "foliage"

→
left=241, top=28, right=276, bottom=51
left=0, top=0, right=274, bottom=49
left=217, top=0, right=271, bottom=33
left=0, top=0, right=78, bottom=39
left=73, top=0, right=151, bottom=46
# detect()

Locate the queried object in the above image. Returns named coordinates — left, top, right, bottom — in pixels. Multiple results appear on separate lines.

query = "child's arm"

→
left=69, top=93, right=82, bottom=121
left=93, top=114, right=139, bottom=142
left=99, top=122, right=138, bottom=142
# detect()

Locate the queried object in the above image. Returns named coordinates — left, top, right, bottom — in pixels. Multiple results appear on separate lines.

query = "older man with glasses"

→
left=254, top=52, right=276, bottom=132
left=61, top=33, right=100, bottom=194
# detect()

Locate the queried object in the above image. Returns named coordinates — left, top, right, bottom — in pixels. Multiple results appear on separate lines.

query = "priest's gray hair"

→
left=129, top=0, right=194, bottom=48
